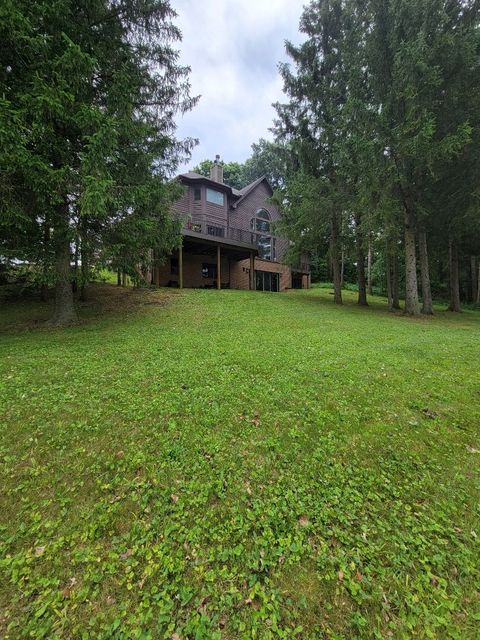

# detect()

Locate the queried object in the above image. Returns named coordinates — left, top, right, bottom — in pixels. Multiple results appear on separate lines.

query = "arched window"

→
left=250, top=209, right=275, bottom=260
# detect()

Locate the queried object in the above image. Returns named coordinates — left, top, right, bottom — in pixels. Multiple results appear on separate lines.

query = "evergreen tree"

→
left=0, top=0, right=197, bottom=324
left=274, top=0, right=480, bottom=312
left=275, top=0, right=366, bottom=305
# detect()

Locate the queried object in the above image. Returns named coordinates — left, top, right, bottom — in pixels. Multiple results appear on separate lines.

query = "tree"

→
left=192, top=159, right=248, bottom=190
left=273, top=0, right=480, bottom=312
left=243, top=138, right=296, bottom=190
left=0, top=0, right=197, bottom=324
left=274, top=0, right=366, bottom=305
left=366, top=0, right=478, bottom=315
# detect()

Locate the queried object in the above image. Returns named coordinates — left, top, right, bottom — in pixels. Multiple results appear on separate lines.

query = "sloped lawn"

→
left=1, top=285, right=479, bottom=639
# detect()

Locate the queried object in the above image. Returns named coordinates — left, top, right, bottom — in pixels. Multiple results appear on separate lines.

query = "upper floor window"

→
left=193, top=186, right=201, bottom=201
left=251, top=209, right=275, bottom=260
left=252, top=208, right=271, bottom=233
left=206, top=188, right=225, bottom=206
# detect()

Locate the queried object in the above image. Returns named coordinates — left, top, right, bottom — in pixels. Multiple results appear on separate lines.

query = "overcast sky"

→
left=173, top=0, right=306, bottom=170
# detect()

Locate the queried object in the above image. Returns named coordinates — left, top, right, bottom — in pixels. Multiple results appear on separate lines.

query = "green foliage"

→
left=0, top=0, right=198, bottom=320
left=243, top=139, right=295, bottom=190
left=192, top=139, right=293, bottom=192
left=273, top=0, right=480, bottom=310
left=1, top=286, right=479, bottom=638
left=192, top=159, right=248, bottom=190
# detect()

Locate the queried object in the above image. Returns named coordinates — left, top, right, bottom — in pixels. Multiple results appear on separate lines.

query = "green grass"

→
left=1, top=285, right=479, bottom=639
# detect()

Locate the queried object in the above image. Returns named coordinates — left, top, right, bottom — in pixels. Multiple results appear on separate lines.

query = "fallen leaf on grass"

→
left=298, top=515, right=310, bottom=527
left=338, top=570, right=344, bottom=581
left=422, top=408, right=438, bottom=419
left=171, top=493, right=179, bottom=503
left=120, top=549, right=133, bottom=560
left=466, top=445, right=480, bottom=454
left=34, top=546, right=45, bottom=557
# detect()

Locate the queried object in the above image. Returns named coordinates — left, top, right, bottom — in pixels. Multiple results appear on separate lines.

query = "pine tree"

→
left=275, top=0, right=362, bottom=305
left=0, top=0, right=197, bottom=324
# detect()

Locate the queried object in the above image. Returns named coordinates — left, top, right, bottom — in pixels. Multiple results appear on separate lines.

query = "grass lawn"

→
left=1, top=285, right=479, bottom=639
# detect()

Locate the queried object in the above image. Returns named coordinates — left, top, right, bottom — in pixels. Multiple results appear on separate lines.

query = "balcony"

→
left=183, top=220, right=257, bottom=248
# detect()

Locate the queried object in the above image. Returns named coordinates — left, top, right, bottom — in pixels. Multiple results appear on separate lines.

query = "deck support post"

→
left=250, top=252, right=255, bottom=290
left=217, top=245, right=221, bottom=290
left=179, top=244, right=183, bottom=289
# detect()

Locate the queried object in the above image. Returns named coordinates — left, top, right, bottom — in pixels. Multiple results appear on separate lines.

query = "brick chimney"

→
left=209, top=154, right=223, bottom=183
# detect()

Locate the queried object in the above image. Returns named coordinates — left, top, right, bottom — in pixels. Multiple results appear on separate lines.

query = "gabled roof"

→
left=177, top=172, right=273, bottom=205
left=231, top=176, right=273, bottom=208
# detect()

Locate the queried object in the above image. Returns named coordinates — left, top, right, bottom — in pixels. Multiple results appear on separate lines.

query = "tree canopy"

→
left=0, top=0, right=197, bottom=323
left=274, top=0, right=480, bottom=313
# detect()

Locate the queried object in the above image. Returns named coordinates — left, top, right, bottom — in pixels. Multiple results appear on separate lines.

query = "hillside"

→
left=1, top=286, right=479, bottom=639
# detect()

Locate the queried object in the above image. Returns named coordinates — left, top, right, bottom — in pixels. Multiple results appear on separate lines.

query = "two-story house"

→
left=151, top=156, right=310, bottom=292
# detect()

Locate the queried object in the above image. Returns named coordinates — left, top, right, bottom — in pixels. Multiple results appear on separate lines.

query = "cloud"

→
left=173, top=0, right=306, bottom=169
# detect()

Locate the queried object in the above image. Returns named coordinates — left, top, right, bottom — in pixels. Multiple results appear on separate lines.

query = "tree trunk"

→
left=470, top=255, right=477, bottom=303
left=40, top=218, right=50, bottom=301
left=340, top=248, right=345, bottom=289
left=80, top=255, right=88, bottom=302
left=477, top=262, right=480, bottom=305
left=117, top=269, right=122, bottom=286
left=404, top=208, right=419, bottom=315
left=367, top=240, right=373, bottom=295
left=392, top=251, right=400, bottom=309
left=448, top=238, right=461, bottom=312
left=418, top=227, right=433, bottom=315
left=72, top=240, right=79, bottom=293
left=476, top=260, right=480, bottom=304
left=122, top=272, right=127, bottom=287
left=50, top=206, right=77, bottom=325
left=355, top=212, right=368, bottom=306
left=330, top=212, right=342, bottom=304
left=385, top=241, right=393, bottom=311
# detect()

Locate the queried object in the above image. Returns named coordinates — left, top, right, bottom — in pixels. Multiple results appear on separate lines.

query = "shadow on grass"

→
left=0, top=283, right=179, bottom=333
left=285, top=286, right=480, bottom=327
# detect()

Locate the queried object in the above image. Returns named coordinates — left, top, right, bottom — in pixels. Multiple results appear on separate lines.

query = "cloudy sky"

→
left=173, top=0, right=306, bottom=170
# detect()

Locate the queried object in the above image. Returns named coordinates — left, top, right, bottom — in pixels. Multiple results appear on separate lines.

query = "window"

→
left=207, top=225, right=225, bottom=237
left=255, top=271, right=279, bottom=292
left=193, top=187, right=201, bottom=201
left=257, top=236, right=275, bottom=261
left=206, top=188, right=225, bottom=206
left=250, top=209, right=275, bottom=260
left=202, top=263, right=217, bottom=279
left=170, top=257, right=178, bottom=275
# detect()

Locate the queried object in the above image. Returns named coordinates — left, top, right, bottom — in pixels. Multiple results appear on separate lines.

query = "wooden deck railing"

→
left=184, top=220, right=257, bottom=246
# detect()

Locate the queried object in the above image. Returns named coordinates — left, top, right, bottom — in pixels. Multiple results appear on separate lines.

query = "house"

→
left=151, top=156, right=311, bottom=292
